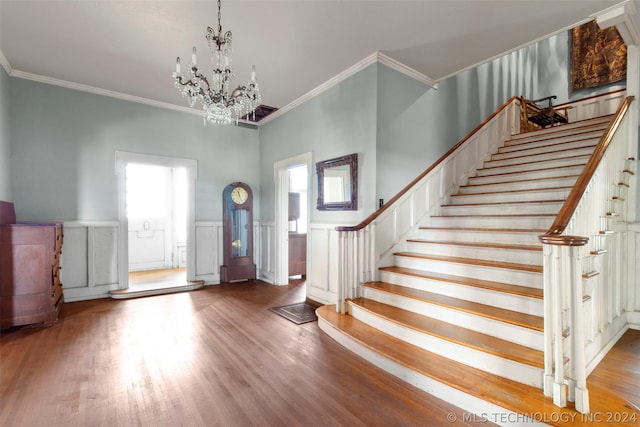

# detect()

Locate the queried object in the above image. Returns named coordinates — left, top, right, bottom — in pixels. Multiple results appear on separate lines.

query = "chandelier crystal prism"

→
left=173, top=0, right=261, bottom=125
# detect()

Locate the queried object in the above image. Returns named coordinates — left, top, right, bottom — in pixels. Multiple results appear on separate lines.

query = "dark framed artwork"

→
left=571, top=20, right=627, bottom=92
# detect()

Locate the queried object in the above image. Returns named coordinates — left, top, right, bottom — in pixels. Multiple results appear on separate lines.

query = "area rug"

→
left=269, top=302, right=318, bottom=325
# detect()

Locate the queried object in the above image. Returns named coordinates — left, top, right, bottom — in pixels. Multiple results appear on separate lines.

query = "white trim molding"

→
left=594, top=0, right=640, bottom=46
left=114, top=151, right=198, bottom=290
left=259, top=51, right=436, bottom=126
left=0, top=49, right=11, bottom=75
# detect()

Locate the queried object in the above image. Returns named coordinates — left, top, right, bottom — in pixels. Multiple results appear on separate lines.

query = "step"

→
left=317, top=305, right=632, bottom=427
left=493, top=137, right=599, bottom=160
left=363, top=282, right=544, bottom=349
left=347, top=298, right=544, bottom=387
left=417, top=227, right=545, bottom=246
left=507, top=116, right=612, bottom=143
left=475, top=155, right=591, bottom=176
left=484, top=146, right=595, bottom=168
left=405, top=239, right=542, bottom=266
left=457, top=176, right=578, bottom=195
left=429, top=214, right=555, bottom=229
left=379, top=266, right=543, bottom=316
left=449, top=186, right=570, bottom=204
left=440, top=200, right=564, bottom=216
left=467, top=164, right=585, bottom=185
left=393, top=252, right=542, bottom=287
left=500, top=131, right=604, bottom=153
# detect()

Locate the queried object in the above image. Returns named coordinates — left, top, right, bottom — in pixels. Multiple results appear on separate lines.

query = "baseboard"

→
left=627, top=311, right=640, bottom=329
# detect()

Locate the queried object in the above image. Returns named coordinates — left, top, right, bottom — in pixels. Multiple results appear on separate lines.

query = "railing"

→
left=539, top=96, right=635, bottom=413
left=334, top=97, right=521, bottom=313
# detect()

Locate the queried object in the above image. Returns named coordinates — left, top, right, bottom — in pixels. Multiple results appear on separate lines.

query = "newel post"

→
left=540, top=234, right=590, bottom=413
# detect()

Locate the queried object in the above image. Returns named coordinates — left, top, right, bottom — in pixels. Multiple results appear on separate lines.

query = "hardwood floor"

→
left=1, top=281, right=481, bottom=426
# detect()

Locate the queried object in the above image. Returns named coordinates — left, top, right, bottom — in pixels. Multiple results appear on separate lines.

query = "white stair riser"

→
left=363, top=287, right=544, bottom=350
left=350, top=304, right=544, bottom=388
left=507, top=119, right=610, bottom=143
left=430, top=215, right=554, bottom=229
left=441, top=202, right=563, bottom=216
left=450, top=188, right=569, bottom=204
left=405, top=241, right=542, bottom=265
left=476, top=156, right=590, bottom=176
left=484, top=146, right=594, bottom=168
left=417, top=229, right=543, bottom=246
left=494, top=139, right=598, bottom=160
left=378, top=270, right=544, bottom=316
left=468, top=165, right=585, bottom=185
left=394, top=255, right=542, bottom=287
left=496, top=135, right=603, bottom=154
left=458, top=177, right=577, bottom=194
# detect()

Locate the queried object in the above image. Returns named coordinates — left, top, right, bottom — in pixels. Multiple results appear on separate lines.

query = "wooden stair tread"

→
left=482, top=154, right=591, bottom=168
left=451, top=186, right=572, bottom=196
left=365, top=281, right=543, bottom=331
left=349, top=297, right=543, bottom=367
left=430, top=213, right=555, bottom=218
left=379, top=266, right=543, bottom=299
left=406, top=239, right=542, bottom=252
left=491, top=142, right=598, bottom=160
left=461, top=176, right=579, bottom=189
left=441, top=199, right=565, bottom=207
left=394, top=252, right=543, bottom=273
left=419, top=226, right=546, bottom=233
left=504, top=130, right=606, bottom=146
left=317, top=306, right=637, bottom=427
left=503, top=134, right=602, bottom=151
left=473, top=163, right=586, bottom=179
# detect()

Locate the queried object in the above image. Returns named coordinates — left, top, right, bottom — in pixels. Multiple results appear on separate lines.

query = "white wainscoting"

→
left=307, top=223, right=344, bottom=304
left=61, top=220, right=275, bottom=301
left=193, top=221, right=222, bottom=284
left=628, top=222, right=640, bottom=328
left=257, top=221, right=276, bottom=284
left=60, top=221, right=120, bottom=301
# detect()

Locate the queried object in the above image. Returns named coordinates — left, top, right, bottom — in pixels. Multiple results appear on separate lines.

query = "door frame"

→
left=273, top=152, right=312, bottom=285
left=115, top=151, right=197, bottom=290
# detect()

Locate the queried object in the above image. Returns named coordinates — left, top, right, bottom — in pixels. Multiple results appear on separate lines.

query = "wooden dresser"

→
left=0, top=202, right=64, bottom=328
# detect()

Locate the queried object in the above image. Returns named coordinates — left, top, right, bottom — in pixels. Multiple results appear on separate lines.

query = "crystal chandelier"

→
left=173, top=0, right=261, bottom=125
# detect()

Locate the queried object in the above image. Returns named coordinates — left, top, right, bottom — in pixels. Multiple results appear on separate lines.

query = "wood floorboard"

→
left=0, top=281, right=478, bottom=426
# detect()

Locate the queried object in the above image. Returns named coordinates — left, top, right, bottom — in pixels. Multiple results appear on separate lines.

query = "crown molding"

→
left=376, top=52, right=437, bottom=87
left=0, top=49, right=12, bottom=75
left=593, top=0, right=640, bottom=45
left=9, top=68, right=204, bottom=117
left=1, top=49, right=434, bottom=128
left=258, top=51, right=436, bottom=126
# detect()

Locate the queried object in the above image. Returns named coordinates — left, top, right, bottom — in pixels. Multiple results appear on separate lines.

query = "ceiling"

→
left=0, top=0, right=624, bottom=119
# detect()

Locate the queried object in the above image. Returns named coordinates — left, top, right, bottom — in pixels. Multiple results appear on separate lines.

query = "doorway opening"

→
left=287, top=164, right=308, bottom=280
left=126, top=163, right=187, bottom=292
left=274, top=152, right=312, bottom=287
left=114, top=151, right=199, bottom=298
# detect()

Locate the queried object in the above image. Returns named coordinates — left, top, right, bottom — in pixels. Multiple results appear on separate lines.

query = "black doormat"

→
left=269, top=302, right=318, bottom=325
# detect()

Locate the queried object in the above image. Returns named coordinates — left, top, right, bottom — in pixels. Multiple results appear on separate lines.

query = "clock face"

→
left=231, top=186, right=249, bottom=205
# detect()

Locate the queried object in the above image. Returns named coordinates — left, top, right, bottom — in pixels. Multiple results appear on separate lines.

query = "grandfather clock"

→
left=220, top=182, right=256, bottom=282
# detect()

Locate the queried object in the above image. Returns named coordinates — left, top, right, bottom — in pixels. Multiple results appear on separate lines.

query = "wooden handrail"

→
left=336, top=96, right=519, bottom=232
left=539, top=96, right=634, bottom=246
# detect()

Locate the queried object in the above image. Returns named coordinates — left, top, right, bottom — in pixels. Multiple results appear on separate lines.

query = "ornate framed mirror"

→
left=316, top=153, right=358, bottom=211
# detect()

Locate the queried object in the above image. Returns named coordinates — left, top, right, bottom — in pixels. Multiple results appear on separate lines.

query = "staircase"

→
left=317, top=114, right=616, bottom=418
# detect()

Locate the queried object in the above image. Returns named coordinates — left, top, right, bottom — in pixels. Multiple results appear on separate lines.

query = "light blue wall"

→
left=258, top=63, right=378, bottom=223
left=9, top=79, right=260, bottom=222
left=375, top=30, right=629, bottom=204
left=0, top=67, right=10, bottom=201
